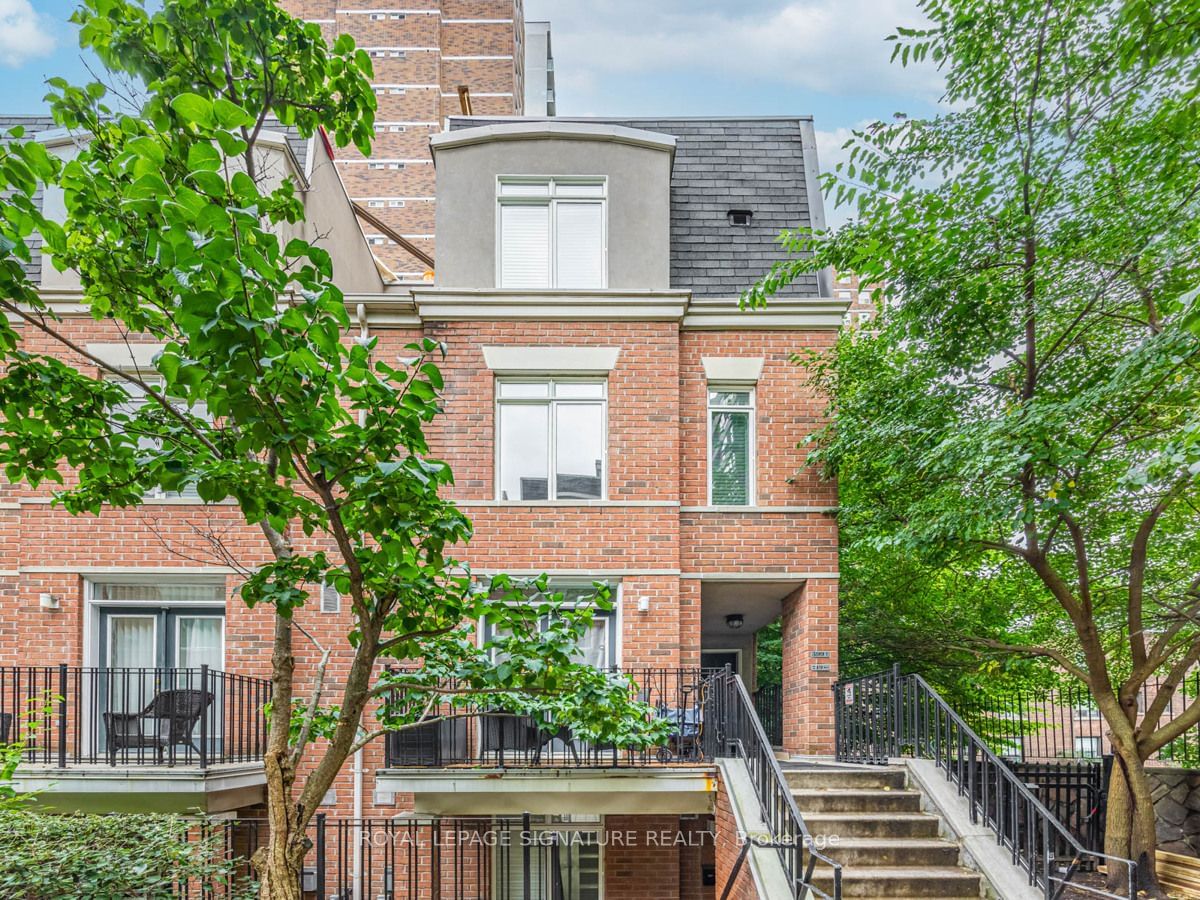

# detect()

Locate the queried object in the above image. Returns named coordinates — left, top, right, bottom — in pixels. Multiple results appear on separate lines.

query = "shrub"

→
left=0, top=811, right=256, bottom=899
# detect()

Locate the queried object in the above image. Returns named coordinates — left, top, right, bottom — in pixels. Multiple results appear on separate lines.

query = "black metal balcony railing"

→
left=384, top=667, right=706, bottom=768
left=0, top=665, right=271, bottom=768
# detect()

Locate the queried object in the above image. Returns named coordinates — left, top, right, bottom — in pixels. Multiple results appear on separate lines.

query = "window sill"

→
left=465, top=499, right=679, bottom=508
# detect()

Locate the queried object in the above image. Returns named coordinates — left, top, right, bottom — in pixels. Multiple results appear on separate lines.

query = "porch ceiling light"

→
left=725, top=614, right=744, bottom=630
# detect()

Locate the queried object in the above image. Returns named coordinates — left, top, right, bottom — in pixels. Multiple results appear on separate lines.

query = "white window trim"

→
left=494, top=377, right=608, bottom=503
left=82, top=576, right=227, bottom=672
left=491, top=816, right=605, bottom=899
left=174, top=614, right=227, bottom=670
left=479, top=580, right=622, bottom=669
left=707, top=384, right=756, bottom=506
left=495, top=175, right=608, bottom=290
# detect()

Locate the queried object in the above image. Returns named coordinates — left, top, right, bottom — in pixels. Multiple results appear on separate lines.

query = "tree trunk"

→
left=1105, top=751, right=1166, bottom=897
left=254, top=815, right=308, bottom=900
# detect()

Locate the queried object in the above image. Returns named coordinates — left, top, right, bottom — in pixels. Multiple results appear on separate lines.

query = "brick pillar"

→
left=678, top=578, right=702, bottom=669
left=780, top=578, right=838, bottom=756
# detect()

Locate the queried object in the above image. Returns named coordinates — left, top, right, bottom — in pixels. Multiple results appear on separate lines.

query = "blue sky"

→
left=3, top=0, right=944, bottom=218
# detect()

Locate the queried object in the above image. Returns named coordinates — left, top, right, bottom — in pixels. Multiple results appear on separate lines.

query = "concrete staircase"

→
left=785, top=765, right=985, bottom=899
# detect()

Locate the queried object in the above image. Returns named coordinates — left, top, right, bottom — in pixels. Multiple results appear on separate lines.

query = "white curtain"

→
left=108, top=616, right=157, bottom=714
left=177, top=617, right=222, bottom=670
left=572, top=617, right=610, bottom=668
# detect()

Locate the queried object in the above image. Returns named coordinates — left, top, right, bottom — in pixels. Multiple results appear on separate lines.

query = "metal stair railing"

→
left=834, top=666, right=1138, bottom=900
left=706, top=667, right=842, bottom=900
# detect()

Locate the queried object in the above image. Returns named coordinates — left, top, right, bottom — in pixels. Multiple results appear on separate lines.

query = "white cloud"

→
left=528, top=0, right=942, bottom=104
left=814, top=124, right=870, bottom=228
left=0, top=0, right=56, bottom=68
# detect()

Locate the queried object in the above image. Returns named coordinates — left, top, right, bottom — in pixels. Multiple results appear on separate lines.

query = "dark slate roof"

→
left=1, top=116, right=58, bottom=284
left=449, top=116, right=826, bottom=299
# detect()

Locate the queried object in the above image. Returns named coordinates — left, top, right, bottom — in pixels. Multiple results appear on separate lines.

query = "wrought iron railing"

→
left=705, top=667, right=842, bottom=900
left=834, top=666, right=1136, bottom=899
left=383, top=667, right=706, bottom=768
left=753, top=681, right=784, bottom=747
left=185, top=814, right=704, bottom=898
left=955, top=671, right=1200, bottom=764
left=0, top=664, right=270, bottom=767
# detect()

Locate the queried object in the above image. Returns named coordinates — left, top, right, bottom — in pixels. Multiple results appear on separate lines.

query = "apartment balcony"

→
left=377, top=667, right=717, bottom=816
left=3, top=665, right=270, bottom=813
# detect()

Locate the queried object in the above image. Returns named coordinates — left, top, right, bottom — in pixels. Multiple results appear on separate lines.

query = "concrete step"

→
left=804, top=812, right=942, bottom=839
left=792, top=787, right=923, bottom=813
left=784, top=766, right=908, bottom=791
left=813, top=865, right=983, bottom=898
left=824, top=837, right=961, bottom=868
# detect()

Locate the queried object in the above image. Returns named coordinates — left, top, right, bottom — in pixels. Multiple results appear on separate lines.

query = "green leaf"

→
left=170, top=92, right=214, bottom=127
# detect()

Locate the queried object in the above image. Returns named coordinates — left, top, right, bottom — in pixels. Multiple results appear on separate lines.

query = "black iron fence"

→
left=834, top=667, right=1135, bottom=899
left=753, top=682, right=783, bottom=747
left=185, top=814, right=675, bottom=899
left=384, top=667, right=705, bottom=768
left=0, top=665, right=270, bottom=767
left=1008, top=759, right=1107, bottom=854
left=705, top=668, right=841, bottom=900
left=959, top=673, right=1200, bottom=764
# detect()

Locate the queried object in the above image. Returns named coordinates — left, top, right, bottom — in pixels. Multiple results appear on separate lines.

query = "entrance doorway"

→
left=700, top=650, right=741, bottom=674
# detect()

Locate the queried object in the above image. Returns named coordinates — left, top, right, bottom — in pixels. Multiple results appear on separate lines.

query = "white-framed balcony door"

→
left=96, top=607, right=225, bottom=761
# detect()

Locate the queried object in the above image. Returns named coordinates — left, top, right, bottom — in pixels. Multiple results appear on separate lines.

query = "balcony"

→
left=378, top=667, right=717, bottom=816
left=2, top=665, right=270, bottom=813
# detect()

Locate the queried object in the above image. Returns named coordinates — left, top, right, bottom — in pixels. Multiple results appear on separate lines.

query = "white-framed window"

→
left=483, top=582, right=618, bottom=669
left=494, top=815, right=603, bottom=900
left=496, top=378, right=606, bottom=501
left=496, top=177, right=607, bottom=289
left=1073, top=703, right=1101, bottom=720
left=1074, top=736, right=1102, bottom=758
left=708, top=386, right=755, bottom=505
left=108, top=375, right=207, bottom=500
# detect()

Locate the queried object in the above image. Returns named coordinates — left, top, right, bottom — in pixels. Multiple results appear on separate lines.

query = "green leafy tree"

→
left=0, top=1, right=669, bottom=895
left=749, top=0, right=1200, bottom=892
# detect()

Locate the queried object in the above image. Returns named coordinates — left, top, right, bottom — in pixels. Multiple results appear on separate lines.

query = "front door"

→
left=701, top=650, right=741, bottom=674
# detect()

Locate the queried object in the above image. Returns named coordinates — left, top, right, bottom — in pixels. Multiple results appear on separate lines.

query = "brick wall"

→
left=714, top=775, right=759, bottom=900
left=277, top=0, right=522, bottom=278
left=0, top=303, right=841, bottom=824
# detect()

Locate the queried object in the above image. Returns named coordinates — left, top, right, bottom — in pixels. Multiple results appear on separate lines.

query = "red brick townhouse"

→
left=0, top=113, right=845, bottom=898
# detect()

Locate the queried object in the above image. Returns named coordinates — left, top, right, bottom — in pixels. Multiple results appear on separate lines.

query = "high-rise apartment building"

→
left=279, top=1, right=528, bottom=280
left=523, top=21, right=555, bottom=115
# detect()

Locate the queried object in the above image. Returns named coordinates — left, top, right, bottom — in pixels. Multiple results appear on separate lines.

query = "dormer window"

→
left=497, top=177, right=607, bottom=289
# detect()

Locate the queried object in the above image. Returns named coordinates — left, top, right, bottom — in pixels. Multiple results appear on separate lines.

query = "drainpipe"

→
left=353, top=303, right=369, bottom=900
left=353, top=741, right=364, bottom=900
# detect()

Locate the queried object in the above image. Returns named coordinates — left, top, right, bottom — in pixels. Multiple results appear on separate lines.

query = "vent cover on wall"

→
left=320, top=578, right=341, bottom=614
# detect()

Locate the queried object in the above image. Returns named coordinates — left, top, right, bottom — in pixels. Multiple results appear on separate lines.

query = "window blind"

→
left=500, top=204, right=550, bottom=288
left=554, top=202, right=604, bottom=289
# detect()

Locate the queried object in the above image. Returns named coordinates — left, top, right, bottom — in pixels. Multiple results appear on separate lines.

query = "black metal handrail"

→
left=0, top=664, right=270, bottom=767
left=706, top=667, right=842, bottom=900
left=834, top=666, right=1137, bottom=899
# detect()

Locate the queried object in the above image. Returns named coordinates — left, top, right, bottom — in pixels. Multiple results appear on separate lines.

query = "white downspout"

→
left=353, top=741, right=364, bottom=900
left=353, top=302, right=369, bottom=900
